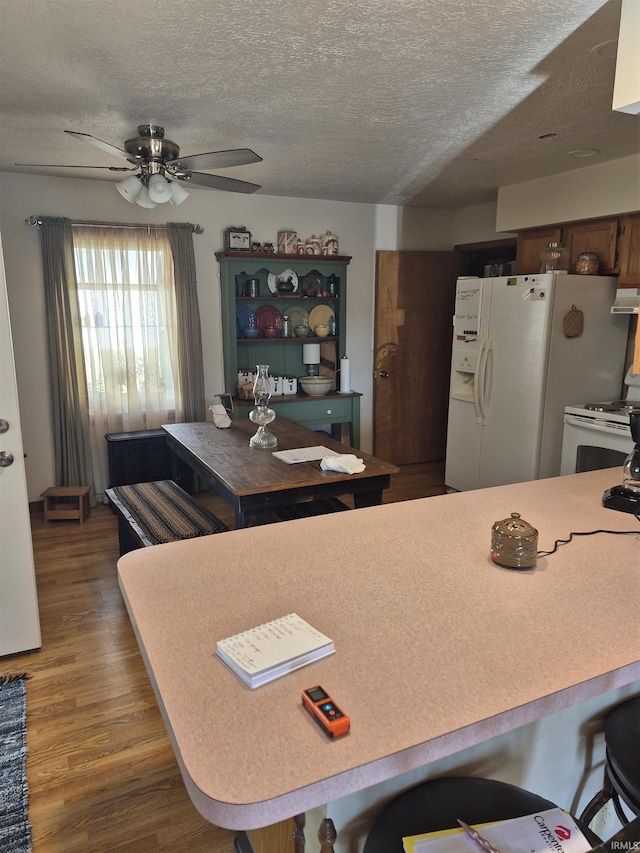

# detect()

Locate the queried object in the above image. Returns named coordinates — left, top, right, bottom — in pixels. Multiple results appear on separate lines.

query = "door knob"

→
left=0, top=419, right=9, bottom=434
left=0, top=450, right=14, bottom=467
left=376, top=370, right=389, bottom=379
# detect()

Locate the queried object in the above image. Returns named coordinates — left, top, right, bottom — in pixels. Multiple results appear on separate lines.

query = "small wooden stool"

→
left=41, top=486, right=91, bottom=525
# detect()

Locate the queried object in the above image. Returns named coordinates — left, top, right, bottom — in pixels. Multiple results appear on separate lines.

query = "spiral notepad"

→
left=215, top=613, right=335, bottom=689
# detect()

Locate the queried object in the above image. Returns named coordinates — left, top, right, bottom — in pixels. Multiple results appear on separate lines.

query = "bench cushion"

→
left=106, top=480, right=227, bottom=546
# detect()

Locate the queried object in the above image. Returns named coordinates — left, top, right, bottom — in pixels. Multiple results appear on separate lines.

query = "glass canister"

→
left=491, top=512, right=538, bottom=570
left=575, top=249, right=599, bottom=275
left=539, top=242, right=569, bottom=273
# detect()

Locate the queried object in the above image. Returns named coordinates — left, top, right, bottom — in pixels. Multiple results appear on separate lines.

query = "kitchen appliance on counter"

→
left=445, top=274, right=629, bottom=492
left=603, top=410, right=640, bottom=514
left=560, top=367, right=640, bottom=475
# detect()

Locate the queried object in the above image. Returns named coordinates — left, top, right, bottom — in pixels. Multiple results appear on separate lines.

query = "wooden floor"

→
left=5, top=461, right=445, bottom=853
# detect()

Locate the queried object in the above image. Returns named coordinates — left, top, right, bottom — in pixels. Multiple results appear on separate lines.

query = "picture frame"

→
left=224, top=226, right=252, bottom=252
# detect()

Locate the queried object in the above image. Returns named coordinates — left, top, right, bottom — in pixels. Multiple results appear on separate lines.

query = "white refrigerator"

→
left=444, top=273, right=629, bottom=492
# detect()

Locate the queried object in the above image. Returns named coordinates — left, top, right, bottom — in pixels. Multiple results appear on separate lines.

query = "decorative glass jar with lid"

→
left=575, top=249, right=599, bottom=275
left=539, top=242, right=569, bottom=273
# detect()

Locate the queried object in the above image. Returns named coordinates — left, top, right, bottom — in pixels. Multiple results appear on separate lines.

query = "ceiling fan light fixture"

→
left=134, top=186, right=157, bottom=208
left=148, top=173, right=172, bottom=203
left=169, top=181, right=189, bottom=206
left=116, top=174, right=143, bottom=203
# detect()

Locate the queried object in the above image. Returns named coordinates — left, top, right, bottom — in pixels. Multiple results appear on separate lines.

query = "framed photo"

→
left=224, top=226, right=252, bottom=252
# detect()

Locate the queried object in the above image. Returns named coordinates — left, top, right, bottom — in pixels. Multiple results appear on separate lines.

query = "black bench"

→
left=106, top=480, right=228, bottom=555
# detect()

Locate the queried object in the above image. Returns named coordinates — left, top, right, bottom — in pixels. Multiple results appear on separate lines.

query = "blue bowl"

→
left=243, top=326, right=261, bottom=339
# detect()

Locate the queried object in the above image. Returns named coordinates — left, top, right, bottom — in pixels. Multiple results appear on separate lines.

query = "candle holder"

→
left=249, top=364, right=278, bottom=448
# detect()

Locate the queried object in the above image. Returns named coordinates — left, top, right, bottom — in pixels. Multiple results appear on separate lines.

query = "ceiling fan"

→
left=16, top=124, right=262, bottom=207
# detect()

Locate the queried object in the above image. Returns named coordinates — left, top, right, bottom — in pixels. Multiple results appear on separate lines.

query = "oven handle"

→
left=564, top=414, right=630, bottom=437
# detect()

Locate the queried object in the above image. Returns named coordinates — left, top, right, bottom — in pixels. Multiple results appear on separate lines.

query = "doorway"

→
left=373, top=250, right=460, bottom=465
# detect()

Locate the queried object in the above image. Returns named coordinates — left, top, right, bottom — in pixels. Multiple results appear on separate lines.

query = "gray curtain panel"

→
left=39, top=217, right=95, bottom=504
left=167, top=223, right=206, bottom=423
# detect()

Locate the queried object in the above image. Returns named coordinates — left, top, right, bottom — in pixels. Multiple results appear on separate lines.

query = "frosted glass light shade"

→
left=134, top=186, right=157, bottom=208
left=148, top=173, right=172, bottom=203
left=169, top=181, right=190, bottom=206
left=116, top=174, right=143, bottom=203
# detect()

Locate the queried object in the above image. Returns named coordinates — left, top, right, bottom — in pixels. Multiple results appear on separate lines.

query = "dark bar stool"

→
left=363, top=776, right=601, bottom=852
left=580, top=694, right=640, bottom=827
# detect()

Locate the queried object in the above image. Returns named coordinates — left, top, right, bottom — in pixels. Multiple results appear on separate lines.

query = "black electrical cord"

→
left=537, top=516, right=640, bottom=557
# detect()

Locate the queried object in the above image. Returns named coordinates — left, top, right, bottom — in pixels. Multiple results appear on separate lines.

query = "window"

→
left=72, top=225, right=181, bottom=495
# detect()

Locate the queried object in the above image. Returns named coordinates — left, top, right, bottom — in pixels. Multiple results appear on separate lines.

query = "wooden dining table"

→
left=163, top=418, right=399, bottom=528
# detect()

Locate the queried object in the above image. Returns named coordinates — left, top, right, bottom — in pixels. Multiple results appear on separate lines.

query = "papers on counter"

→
left=215, top=613, right=335, bottom=689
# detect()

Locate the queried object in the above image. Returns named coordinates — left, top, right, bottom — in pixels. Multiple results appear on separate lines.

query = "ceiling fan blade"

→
left=15, top=162, right=136, bottom=171
left=174, top=171, right=261, bottom=194
left=166, top=148, right=263, bottom=172
left=65, top=130, right=138, bottom=164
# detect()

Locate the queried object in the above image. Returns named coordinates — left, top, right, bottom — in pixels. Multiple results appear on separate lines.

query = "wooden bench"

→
left=105, top=480, right=228, bottom=555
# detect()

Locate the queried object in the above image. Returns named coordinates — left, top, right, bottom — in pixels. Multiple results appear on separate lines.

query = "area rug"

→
left=0, top=674, right=32, bottom=853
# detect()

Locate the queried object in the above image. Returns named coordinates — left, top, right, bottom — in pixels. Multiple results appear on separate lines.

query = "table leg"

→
left=353, top=489, right=383, bottom=509
left=293, top=813, right=305, bottom=853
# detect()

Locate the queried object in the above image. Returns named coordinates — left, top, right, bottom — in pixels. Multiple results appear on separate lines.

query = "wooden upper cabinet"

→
left=562, top=218, right=619, bottom=274
left=515, top=226, right=562, bottom=274
left=617, top=212, right=640, bottom=287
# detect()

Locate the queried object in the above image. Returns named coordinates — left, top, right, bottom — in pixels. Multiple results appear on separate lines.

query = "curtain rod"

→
left=25, top=216, right=203, bottom=234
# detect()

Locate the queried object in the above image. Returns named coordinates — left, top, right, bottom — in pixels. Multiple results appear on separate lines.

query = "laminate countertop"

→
left=117, top=468, right=640, bottom=830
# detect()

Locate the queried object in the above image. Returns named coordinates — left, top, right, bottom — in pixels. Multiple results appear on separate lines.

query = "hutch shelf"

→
left=216, top=252, right=361, bottom=447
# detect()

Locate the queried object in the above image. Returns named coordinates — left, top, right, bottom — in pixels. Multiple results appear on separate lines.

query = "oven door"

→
left=560, top=414, right=633, bottom=475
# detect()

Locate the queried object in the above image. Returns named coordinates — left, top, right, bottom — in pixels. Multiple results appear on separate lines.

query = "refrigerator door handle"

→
left=476, top=332, right=489, bottom=424
left=480, top=333, right=494, bottom=425
left=473, top=333, right=486, bottom=424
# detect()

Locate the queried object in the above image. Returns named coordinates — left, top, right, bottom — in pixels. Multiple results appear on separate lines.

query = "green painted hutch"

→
left=216, top=252, right=361, bottom=447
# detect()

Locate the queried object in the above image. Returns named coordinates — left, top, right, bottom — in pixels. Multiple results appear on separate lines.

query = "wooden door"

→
left=373, top=251, right=459, bottom=465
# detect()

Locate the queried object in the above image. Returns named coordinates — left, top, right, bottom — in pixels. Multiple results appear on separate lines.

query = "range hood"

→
left=611, top=288, right=640, bottom=314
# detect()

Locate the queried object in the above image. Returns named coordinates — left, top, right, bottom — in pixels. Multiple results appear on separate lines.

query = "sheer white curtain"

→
left=73, top=225, right=182, bottom=498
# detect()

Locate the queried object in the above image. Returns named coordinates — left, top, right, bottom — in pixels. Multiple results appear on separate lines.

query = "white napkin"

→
left=320, top=453, right=366, bottom=474
left=209, top=404, right=232, bottom=429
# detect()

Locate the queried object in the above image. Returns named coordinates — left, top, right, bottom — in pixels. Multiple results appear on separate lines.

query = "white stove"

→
left=560, top=369, right=640, bottom=475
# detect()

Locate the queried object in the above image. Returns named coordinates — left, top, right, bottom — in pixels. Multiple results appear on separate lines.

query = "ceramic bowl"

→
left=242, top=326, right=261, bottom=339
left=263, top=325, right=279, bottom=338
left=298, top=376, right=333, bottom=396
left=294, top=324, right=310, bottom=337
left=314, top=324, right=330, bottom=337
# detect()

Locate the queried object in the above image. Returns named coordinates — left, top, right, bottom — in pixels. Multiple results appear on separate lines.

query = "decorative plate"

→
left=267, top=269, right=299, bottom=294
left=235, top=305, right=254, bottom=337
left=254, top=305, right=283, bottom=333
left=282, top=305, right=310, bottom=332
left=309, top=304, right=335, bottom=332
left=300, top=271, right=323, bottom=297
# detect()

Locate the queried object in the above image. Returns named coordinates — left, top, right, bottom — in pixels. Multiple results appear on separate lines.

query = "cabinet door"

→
left=515, top=227, right=562, bottom=274
left=618, top=212, right=640, bottom=287
left=562, top=218, right=619, bottom=273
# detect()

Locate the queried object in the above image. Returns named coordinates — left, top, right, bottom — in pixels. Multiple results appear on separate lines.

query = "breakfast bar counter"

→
left=117, top=468, right=640, bottom=833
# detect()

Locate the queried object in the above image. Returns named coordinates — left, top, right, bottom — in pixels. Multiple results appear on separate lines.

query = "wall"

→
left=3, top=157, right=635, bottom=503
left=0, top=172, right=392, bottom=500
left=496, top=154, right=640, bottom=231
left=453, top=201, right=517, bottom=244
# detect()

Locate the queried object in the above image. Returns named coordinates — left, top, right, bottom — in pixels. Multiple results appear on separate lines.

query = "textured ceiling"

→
left=0, top=0, right=638, bottom=209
